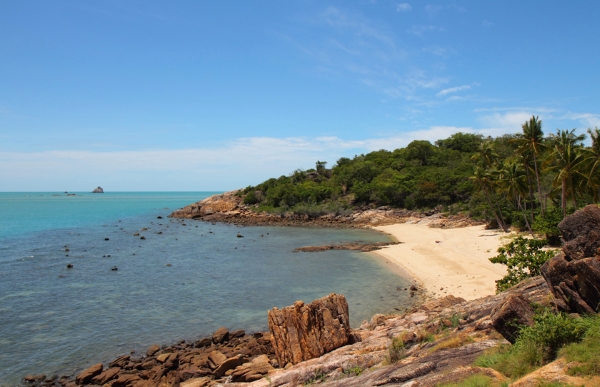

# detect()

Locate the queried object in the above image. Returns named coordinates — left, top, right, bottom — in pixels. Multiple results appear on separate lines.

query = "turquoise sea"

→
left=0, top=192, right=412, bottom=386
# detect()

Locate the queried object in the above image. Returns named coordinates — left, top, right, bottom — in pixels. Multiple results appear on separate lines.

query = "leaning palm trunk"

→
left=561, top=178, right=567, bottom=219
left=533, top=152, right=545, bottom=217
left=517, top=195, right=532, bottom=234
left=485, top=187, right=509, bottom=232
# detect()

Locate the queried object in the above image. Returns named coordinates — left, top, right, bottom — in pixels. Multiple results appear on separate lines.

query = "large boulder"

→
left=541, top=254, right=600, bottom=314
left=540, top=205, right=600, bottom=314
left=558, top=204, right=600, bottom=261
left=490, top=294, right=535, bottom=343
left=267, top=293, right=351, bottom=367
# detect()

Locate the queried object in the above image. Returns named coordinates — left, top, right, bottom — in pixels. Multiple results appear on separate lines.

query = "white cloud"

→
left=407, top=25, right=444, bottom=36
left=0, top=123, right=514, bottom=191
left=562, top=112, right=600, bottom=128
left=396, top=3, right=412, bottom=12
left=436, top=85, right=471, bottom=97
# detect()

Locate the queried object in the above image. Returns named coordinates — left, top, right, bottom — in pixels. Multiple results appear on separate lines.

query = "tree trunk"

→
left=485, top=188, right=509, bottom=232
left=561, top=177, right=567, bottom=219
left=517, top=195, right=533, bottom=234
left=533, top=152, right=545, bottom=217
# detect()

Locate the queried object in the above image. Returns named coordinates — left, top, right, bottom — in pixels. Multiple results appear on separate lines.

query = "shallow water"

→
left=0, top=192, right=412, bottom=385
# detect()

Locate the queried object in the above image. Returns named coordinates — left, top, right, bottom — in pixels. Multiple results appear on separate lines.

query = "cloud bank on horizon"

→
left=0, top=1, right=599, bottom=191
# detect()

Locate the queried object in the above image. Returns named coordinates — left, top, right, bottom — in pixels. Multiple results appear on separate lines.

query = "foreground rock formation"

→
left=268, top=294, right=351, bottom=367
left=169, top=190, right=483, bottom=228
left=541, top=204, right=600, bottom=314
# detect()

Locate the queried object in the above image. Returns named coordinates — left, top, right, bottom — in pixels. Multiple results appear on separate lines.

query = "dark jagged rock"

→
left=268, top=293, right=351, bottom=367
left=92, top=186, right=104, bottom=193
left=541, top=205, right=600, bottom=314
left=491, top=294, right=535, bottom=343
left=558, top=204, right=600, bottom=261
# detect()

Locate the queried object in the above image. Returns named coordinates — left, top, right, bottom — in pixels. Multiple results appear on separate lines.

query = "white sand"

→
left=372, top=223, right=511, bottom=301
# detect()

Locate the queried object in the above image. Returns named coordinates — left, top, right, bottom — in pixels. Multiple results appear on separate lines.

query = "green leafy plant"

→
left=476, top=310, right=596, bottom=378
left=489, top=236, right=557, bottom=292
left=560, top=318, right=600, bottom=376
left=532, top=207, right=563, bottom=246
left=342, top=366, right=363, bottom=377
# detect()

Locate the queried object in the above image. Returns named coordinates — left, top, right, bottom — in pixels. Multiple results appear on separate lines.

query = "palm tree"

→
left=513, top=116, right=546, bottom=216
left=577, top=127, right=600, bottom=202
left=471, top=141, right=499, bottom=168
left=497, top=159, right=532, bottom=232
left=471, top=165, right=509, bottom=232
left=546, top=129, right=586, bottom=218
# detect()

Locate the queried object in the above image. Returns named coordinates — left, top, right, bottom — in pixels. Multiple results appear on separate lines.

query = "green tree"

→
left=578, top=128, right=600, bottom=202
left=498, top=160, right=532, bottom=232
left=546, top=129, right=586, bottom=218
left=471, top=165, right=509, bottom=232
left=513, top=116, right=546, bottom=216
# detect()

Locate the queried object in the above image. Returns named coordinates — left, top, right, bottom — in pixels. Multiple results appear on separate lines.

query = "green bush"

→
left=489, top=237, right=557, bottom=292
left=560, top=318, right=600, bottom=376
left=532, top=207, right=563, bottom=246
left=476, top=311, right=596, bottom=378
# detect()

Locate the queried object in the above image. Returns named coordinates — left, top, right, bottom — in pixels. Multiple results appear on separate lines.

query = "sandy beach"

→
left=372, top=223, right=512, bottom=301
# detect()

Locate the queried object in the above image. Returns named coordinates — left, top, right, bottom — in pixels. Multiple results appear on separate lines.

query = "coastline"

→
left=370, top=223, right=511, bottom=301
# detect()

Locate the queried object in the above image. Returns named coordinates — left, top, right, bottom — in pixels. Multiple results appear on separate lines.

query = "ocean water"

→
left=0, top=192, right=412, bottom=386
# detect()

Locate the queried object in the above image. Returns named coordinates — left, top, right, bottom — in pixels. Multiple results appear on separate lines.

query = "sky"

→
left=1, top=1, right=600, bottom=191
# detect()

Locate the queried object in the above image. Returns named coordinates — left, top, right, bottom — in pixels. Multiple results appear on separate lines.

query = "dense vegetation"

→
left=242, top=118, right=600, bottom=230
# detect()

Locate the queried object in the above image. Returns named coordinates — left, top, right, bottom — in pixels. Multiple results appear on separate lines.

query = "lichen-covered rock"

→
left=268, top=293, right=351, bottom=366
left=491, top=294, right=535, bottom=343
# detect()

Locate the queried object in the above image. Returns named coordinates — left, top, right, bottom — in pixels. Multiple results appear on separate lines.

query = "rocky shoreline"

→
left=168, top=191, right=484, bottom=229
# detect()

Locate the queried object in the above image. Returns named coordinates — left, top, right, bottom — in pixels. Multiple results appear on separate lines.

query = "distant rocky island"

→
left=92, top=186, right=104, bottom=193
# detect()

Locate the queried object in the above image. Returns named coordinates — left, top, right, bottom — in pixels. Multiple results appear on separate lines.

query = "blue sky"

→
left=1, top=1, right=599, bottom=191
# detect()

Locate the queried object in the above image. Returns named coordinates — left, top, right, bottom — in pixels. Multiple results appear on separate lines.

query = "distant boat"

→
left=92, top=186, right=104, bottom=193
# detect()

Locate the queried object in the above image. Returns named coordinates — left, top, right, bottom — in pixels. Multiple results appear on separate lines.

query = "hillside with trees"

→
left=241, top=117, right=600, bottom=233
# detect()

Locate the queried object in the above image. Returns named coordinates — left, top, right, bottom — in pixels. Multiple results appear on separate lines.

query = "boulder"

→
left=491, top=294, right=535, bottom=343
left=75, top=363, right=103, bottom=385
left=212, top=354, right=248, bottom=377
left=92, top=186, right=104, bottom=193
left=541, top=254, right=600, bottom=314
left=194, top=337, right=212, bottom=348
left=267, top=293, right=351, bottom=366
left=558, top=204, right=600, bottom=261
left=230, top=354, right=274, bottom=382
left=146, top=344, right=160, bottom=357
left=91, top=367, right=120, bottom=385
left=109, top=355, right=130, bottom=368
left=212, top=326, right=229, bottom=344
left=207, top=350, right=227, bottom=369
left=110, top=373, right=141, bottom=387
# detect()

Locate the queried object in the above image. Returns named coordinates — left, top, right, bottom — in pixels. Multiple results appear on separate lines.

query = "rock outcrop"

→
left=169, top=191, right=484, bottom=228
left=268, top=293, right=351, bottom=367
left=490, top=294, right=535, bottom=343
left=541, top=204, right=600, bottom=314
left=92, top=186, right=104, bottom=193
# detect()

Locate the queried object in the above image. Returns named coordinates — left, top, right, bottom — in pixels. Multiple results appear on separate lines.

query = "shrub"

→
left=476, top=310, right=596, bottom=378
left=560, top=317, right=600, bottom=376
left=532, top=207, right=563, bottom=246
left=489, top=237, right=557, bottom=292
